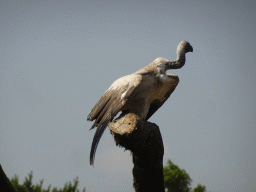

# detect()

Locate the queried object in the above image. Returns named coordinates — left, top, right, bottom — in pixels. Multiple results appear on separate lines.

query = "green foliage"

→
left=163, top=159, right=192, bottom=192
left=9, top=171, right=86, bottom=192
left=9, top=175, right=27, bottom=192
left=193, top=184, right=206, bottom=192
left=163, top=159, right=210, bottom=192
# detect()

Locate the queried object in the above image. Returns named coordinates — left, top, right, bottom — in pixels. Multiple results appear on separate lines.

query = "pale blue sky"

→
left=1, top=0, right=256, bottom=191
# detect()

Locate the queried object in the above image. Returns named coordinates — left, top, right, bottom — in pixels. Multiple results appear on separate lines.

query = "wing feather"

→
left=88, top=74, right=143, bottom=165
left=87, top=90, right=113, bottom=121
left=146, top=74, right=179, bottom=120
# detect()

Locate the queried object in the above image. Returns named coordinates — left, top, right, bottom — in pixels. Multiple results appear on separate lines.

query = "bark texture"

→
left=108, top=113, right=165, bottom=192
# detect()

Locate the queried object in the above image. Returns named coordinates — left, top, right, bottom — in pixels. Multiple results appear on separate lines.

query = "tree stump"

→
left=108, top=113, right=165, bottom=192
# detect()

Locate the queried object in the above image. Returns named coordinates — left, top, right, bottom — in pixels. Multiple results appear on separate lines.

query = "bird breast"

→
left=156, top=66, right=169, bottom=83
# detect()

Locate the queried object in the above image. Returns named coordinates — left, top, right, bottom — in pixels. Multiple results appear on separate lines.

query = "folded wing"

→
left=87, top=74, right=142, bottom=165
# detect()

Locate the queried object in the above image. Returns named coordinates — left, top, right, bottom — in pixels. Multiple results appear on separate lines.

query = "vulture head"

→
left=177, top=40, right=193, bottom=54
left=153, top=40, right=193, bottom=82
left=164, top=40, right=193, bottom=70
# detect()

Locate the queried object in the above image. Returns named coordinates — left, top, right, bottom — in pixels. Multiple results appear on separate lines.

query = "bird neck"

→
left=176, top=49, right=186, bottom=66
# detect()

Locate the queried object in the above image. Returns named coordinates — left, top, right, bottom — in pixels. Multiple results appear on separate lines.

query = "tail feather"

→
left=90, top=120, right=109, bottom=165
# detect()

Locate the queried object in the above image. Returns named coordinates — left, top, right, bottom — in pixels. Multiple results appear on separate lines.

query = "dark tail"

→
left=90, top=121, right=109, bottom=166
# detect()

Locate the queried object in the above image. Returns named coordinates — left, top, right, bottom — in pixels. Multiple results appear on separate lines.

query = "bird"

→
left=87, top=40, right=193, bottom=165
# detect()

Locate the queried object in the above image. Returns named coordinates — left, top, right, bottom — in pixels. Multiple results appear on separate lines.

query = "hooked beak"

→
left=188, top=44, right=193, bottom=52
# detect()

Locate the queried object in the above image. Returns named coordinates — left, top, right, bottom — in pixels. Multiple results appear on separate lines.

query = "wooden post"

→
left=108, top=113, right=165, bottom=192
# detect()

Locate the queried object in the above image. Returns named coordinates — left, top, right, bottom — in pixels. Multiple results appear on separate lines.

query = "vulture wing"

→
left=87, top=74, right=143, bottom=165
left=146, top=74, right=179, bottom=120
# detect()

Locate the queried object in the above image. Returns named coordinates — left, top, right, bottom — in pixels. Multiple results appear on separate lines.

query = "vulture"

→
left=87, top=40, right=193, bottom=165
